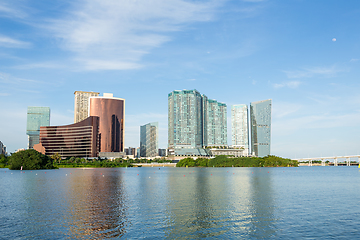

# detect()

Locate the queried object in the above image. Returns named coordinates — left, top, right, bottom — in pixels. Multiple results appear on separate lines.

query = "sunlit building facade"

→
left=231, top=104, right=249, bottom=155
left=34, top=116, right=100, bottom=157
left=250, top=99, right=272, bottom=157
left=168, top=89, right=227, bottom=157
left=26, top=106, right=50, bottom=149
left=168, top=90, right=203, bottom=149
left=203, top=98, right=227, bottom=146
left=89, top=93, right=125, bottom=153
left=74, top=91, right=99, bottom=123
left=140, top=122, right=158, bottom=157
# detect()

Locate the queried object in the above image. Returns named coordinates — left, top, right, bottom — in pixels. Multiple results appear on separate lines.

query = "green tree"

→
left=51, top=152, right=62, bottom=164
left=8, top=149, right=56, bottom=170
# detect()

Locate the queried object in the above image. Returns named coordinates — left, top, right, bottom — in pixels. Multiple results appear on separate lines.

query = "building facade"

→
left=203, top=98, right=227, bottom=146
left=168, top=90, right=204, bottom=149
left=34, top=116, right=100, bottom=157
left=89, top=93, right=125, bottom=153
left=26, top=106, right=50, bottom=149
left=168, top=89, right=227, bottom=157
left=74, top=91, right=99, bottom=123
left=250, top=99, right=272, bottom=157
left=231, top=104, right=249, bottom=155
left=0, top=141, right=6, bottom=155
left=140, top=122, right=158, bottom=157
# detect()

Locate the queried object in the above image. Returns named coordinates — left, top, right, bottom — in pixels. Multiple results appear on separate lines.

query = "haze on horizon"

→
left=1, top=0, right=360, bottom=159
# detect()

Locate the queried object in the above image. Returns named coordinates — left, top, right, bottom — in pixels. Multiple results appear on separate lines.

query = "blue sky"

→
left=1, top=0, right=360, bottom=158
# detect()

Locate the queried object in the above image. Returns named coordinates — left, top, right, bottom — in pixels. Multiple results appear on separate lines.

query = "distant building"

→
left=125, top=147, right=136, bottom=157
left=26, top=106, right=50, bottom=149
left=89, top=93, right=125, bottom=153
left=158, top=148, right=167, bottom=157
left=140, top=122, right=158, bottom=157
left=34, top=116, right=100, bottom=158
left=250, top=99, right=272, bottom=157
left=0, top=141, right=6, bottom=155
left=231, top=104, right=249, bottom=155
left=208, top=146, right=246, bottom=157
left=168, top=89, right=226, bottom=157
left=74, top=91, right=99, bottom=123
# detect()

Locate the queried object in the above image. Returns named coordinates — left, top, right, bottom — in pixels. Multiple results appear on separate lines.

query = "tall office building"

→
left=231, top=104, right=249, bottom=155
left=168, top=90, right=204, bottom=149
left=250, top=99, right=271, bottom=157
left=26, top=107, right=50, bottom=149
left=140, top=122, right=158, bottom=157
left=89, top=93, right=125, bottom=153
left=203, top=98, right=227, bottom=146
left=74, top=91, right=99, bottom=123
left=0, top=141, right=6, bottom=155
left=168, top=89, right=227, bottom=157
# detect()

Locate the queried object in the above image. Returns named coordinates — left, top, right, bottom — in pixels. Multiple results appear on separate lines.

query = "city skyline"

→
left=1, top=1, right=360, bottom=158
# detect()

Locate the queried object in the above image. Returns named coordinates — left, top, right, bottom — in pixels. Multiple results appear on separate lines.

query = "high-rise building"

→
left=74, top=91, right=99, bottom=123
left=34, top=116, right=100, bottom=158
left=231, top=104, right=249, bottom=155
left=89, top=93, right=125, bottom=153
left=140, top=122, right=158, bottom=157
left=250, top=99, right=272, bottom=157
left=168, top=89, right=227, bottom=157
left=26, top=107, right=50, bottom=149
left=203, top=98, right=227, bottom=146
left=168, top=90, right=204, bottom=149
left=0, top=141, right=6, bottom=155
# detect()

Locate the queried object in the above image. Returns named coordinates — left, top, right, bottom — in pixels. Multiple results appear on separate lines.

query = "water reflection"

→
left=248, top=168, right=277, bottom=238
left=63, top=169, right=128, bottom=239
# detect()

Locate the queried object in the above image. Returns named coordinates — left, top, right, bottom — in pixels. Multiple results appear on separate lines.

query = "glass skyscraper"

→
left=168, top=89, right=227, bottom=152
left=26, top=106, right=50, bottom=149
left=250, top=99, right=271, bottom=157
left=168, top=90, right=204, bottom=149
left=140, top=122, right=159, bottom=157
left=231, top=104, right=249, bottom=155
left=203, top=98, right=227, bottom=146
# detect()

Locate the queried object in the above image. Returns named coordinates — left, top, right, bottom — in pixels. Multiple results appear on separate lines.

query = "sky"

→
left=1, top=0, right=360, bottom=159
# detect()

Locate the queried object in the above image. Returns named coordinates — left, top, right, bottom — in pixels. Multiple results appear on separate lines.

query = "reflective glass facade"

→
left=203, top=98, right=227, bottom=146
left=168, top=89, right=227, bottom=152
left=140, top=122, right=158, bottom=157
left=89, top=95, right=125, bottom=153
left=250, top=99, right=271, bottom=157
left=168, top=90, right=203, bottom=149
left=26, top=107, right=50, bottom=149
left=35, top=116, right=100, bottom=157
left=231, top=104, right=249, bottom=155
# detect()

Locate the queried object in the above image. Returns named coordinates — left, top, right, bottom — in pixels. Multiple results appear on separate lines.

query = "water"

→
left=1, top=167, right=360, bottom=239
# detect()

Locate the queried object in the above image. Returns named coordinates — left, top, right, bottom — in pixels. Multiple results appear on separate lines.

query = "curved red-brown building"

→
left=89, top=95, right=125, bottom=153
left=34, top=116, right=100, bottom=157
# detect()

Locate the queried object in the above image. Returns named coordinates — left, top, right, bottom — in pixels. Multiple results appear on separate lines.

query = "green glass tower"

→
left=250, top=99, right=271, bottom=157
left=26, top=106, right=50, bottom=149
left=168, top=89, right=227, bottom=154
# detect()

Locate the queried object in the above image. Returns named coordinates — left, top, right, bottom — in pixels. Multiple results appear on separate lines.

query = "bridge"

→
left=293, top=155, right=360, bottom=166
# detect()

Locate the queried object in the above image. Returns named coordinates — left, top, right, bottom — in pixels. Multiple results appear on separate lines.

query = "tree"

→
left=8, top=149, right=56, bottom=170
left=51, top=152, right=62, bottom=164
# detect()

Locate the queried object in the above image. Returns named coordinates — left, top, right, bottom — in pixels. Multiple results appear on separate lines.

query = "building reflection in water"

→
left=63, top=169, right=128, bottom=239
left=248, top=168, right=277, bottom=238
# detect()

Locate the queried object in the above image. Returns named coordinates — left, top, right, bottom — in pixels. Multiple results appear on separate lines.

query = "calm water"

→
left=1, top=166, right=360, bottom=239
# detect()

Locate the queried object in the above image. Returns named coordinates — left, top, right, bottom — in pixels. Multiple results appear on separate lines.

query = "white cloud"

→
left=273, top=81, right=301, bottom=89
left=332, top=38, right=336, bottom=42
left=0, top=93, right=10, bottom=96
left=0, top=35, right=31, bottom=48
left=0, top=2, right=27, bottom=19
left=283, top=65, right=346, bottom=79
left=13, top=62, right=65, bottom=70
left=48, top=0, right=220, bottom=71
